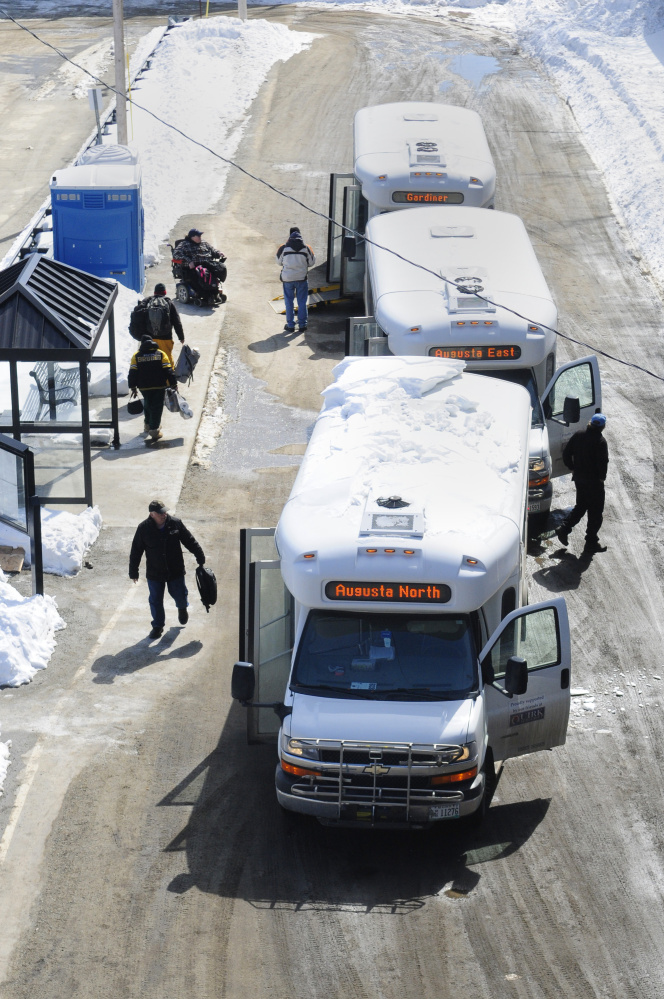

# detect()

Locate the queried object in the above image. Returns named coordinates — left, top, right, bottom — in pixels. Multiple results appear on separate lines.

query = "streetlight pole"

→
left=112, top=0, right=128, bottom=145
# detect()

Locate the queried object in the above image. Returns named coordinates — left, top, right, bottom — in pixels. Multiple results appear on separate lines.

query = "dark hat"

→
left=148, top=500, right=168, bottom=514
left=187, top=228, right=203, bottom=238
left=154, top=282, right=167, bottom=295
left=289, top=226, right=301, bottom=235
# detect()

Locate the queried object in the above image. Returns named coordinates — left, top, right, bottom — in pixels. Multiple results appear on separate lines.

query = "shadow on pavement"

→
left=159, top=704, right=550, bottom=913
left=91, top=630, right=203, bottom=684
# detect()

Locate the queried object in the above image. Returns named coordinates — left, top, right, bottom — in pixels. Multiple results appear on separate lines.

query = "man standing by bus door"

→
left=276, top=227, right=315, bottom=334
left=556, top=413, right=609, bottom=554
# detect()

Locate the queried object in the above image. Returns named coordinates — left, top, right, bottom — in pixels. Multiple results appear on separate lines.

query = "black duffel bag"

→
left=196, top=565, right=217, bottom=613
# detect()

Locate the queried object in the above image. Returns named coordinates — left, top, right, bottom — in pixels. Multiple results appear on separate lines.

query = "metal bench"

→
left=29, top=362, right=80, bottom=421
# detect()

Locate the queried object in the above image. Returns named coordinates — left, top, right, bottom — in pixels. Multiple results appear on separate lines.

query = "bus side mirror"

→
left=505, top=656, right=528, bottom=697
left=563, top=396, right=580, bottom=426
left=232, top=661, right=255, bottom=703
left=342, top=236, right=357, bottom=259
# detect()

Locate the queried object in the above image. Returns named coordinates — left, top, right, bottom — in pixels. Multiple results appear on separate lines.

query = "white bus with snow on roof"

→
left=348, top=205, right=602, bottom=518
left=232, top=357, right=571, bottom=829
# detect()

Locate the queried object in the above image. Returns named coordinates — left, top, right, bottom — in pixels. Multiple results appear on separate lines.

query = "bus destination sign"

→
left=392, top=192, right=464, bottom=205
left=429, top=345, right=522, bottom=361
left=325, top=581, right=451, bottom=603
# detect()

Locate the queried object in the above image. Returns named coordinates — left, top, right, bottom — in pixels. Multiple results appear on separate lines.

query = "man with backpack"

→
left=129, top=283, right=184, bottom=367
left=276, top=227, right=315, bottom=333
left=128, top=336, right=177, bottom=442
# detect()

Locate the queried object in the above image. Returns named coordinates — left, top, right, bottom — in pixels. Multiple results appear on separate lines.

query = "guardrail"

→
left=0, top=15, right=192, bottom=270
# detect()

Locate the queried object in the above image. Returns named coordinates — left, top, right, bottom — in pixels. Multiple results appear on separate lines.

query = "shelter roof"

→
left=0, top=254, right=117, bottom=357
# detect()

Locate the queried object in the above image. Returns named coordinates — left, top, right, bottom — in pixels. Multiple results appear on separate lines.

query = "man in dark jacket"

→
left=127, top=336, right=177, bottom=442
left=129, top=499, right=206, bottom=639
left=556, top=413, right=609, bottom=554
left=177, top=228, right=227, bottom=302
left=145, top=283, right=184, bottom=367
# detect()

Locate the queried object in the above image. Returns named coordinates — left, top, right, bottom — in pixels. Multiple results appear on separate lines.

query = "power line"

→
left=3, top=6, right=664, bottom=385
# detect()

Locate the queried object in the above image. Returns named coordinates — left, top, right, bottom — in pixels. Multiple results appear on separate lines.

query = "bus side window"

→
left=546, top=352, right=555, bottom=386
left=501, top=587, right=516, bottom=619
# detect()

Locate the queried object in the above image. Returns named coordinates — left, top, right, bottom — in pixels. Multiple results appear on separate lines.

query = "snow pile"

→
left=0, top=568, right=66, bottom=687
left=128, top=16, right=315, bottom=266
left=0, top=506, right=102, bottom=576
left=0, top=728, right=9, bottom=797
left=291, top=357, right=523, bottom=536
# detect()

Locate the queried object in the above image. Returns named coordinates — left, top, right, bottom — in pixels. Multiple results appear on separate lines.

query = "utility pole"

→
left=112, top=0, right=128, bottom=145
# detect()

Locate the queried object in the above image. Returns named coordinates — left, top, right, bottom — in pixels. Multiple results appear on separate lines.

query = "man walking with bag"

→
left=129, top=500, right=206, bottom=639
left=128, top=336, right=177, bottom=442
left=146, top=283, right=184, bottom=367
left=276, top=227, right=315, bottom=333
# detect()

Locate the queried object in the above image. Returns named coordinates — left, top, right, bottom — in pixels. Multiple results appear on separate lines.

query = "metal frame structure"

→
left=0, top=434, right=44, bottom=595
left=0, top=254, right=119, bottom=509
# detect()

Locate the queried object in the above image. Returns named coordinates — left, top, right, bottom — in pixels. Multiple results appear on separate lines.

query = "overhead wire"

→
left=3, top=6, right=664, bottom=385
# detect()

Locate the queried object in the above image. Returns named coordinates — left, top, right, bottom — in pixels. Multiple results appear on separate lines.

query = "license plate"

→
left=528, top=502, right=541, bottom=513
left=429, top=803, right=460, bottom=820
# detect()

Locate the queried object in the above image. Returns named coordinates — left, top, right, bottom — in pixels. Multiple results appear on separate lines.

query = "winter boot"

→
left=556, top=526, right=570, bottom=547
left=149, top=427, right=163, bottom=442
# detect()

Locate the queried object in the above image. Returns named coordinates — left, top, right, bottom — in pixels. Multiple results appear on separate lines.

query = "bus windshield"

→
left=291, top=610, right=478, bottom=701
left=476, top=368, right=544, bottom=427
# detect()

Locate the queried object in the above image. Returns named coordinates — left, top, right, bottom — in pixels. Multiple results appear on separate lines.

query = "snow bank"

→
left=128, top=16, right=315, bottom=266
left=0, top=568, right=66, bottom=688
left=292, top=357, right=523, bottom=536
left=0, top=728, right=9, bottom=797
left=0, top=506, right=102, bottom=576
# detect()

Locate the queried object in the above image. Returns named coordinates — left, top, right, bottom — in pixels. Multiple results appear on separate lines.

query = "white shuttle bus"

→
left=232, top=358, right=571, bottom=829
left=349, top=205, right=602, bottom=516
left=328, top=102, right=496, bottom=298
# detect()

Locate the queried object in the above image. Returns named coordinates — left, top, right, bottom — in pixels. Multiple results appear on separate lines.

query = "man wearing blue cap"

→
left=556, top=413, right=609, bottom=554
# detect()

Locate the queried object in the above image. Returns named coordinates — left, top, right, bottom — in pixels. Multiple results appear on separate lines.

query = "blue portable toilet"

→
left=50, top=145, right=144, bottom=292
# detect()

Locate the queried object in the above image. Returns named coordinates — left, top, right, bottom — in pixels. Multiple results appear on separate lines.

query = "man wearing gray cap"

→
left=129, top=500, right=206, bottom=639
left=556, top=413, right=609, bottom=554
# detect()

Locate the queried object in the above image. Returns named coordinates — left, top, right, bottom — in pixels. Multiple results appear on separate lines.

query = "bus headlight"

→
left=283, top=736, right=320, bottom=761
left=529, top=457, right=550, bottom=488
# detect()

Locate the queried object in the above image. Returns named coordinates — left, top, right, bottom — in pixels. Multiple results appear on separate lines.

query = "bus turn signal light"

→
left=431, top=766, right=478, bottom=785
left=281, top=761, right=321, bottom=778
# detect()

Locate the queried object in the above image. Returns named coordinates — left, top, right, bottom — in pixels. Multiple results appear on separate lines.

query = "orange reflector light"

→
left=484, top=321, right=493, bottom=326
left=404, top=550, right=415, bottom=556
left=529, top=325, right=539, bottom=331
left=432, top=766, right=478, bottom=785
left=410, top=327, right=420, bottom=332
left=384, top=549, right=396, bottom=554
left=470, top=178, right=479, bottom=184
left=414, top=172, right=421, bottom=177
left=529, top=475, right=550, bottom=488
left=366, top=548, right=378, bottom=554
left=470, top=321, right=479, bottom=325
left=281, top=761, right=321, bottom=778
left=456, top=321, right=465, bottom=326
left=466, top=558, right=478, bottom=565
left=378, top=175, right=387, bottom=180
left=303, top=553, right=316, bottom=559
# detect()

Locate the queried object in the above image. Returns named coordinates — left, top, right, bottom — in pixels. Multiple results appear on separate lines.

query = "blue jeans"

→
left=147, top=576, right=188, bottom=630
left=283, top=280, right=308, bottom=328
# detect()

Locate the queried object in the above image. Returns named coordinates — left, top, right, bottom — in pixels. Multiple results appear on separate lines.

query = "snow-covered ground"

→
left=0, top=568, right=65, bottom=688
left=0, top=506, right=102, bottom=576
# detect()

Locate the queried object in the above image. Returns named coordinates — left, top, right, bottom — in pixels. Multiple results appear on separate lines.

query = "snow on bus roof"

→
left=284, top=357, right=529, bottom=546
left=366, top=206, right=552, bottom=301
left=354, top=103, right=493, bottom=164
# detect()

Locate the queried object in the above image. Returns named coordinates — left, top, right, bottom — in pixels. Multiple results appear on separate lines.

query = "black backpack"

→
left=129, top=300, right=149, bottom=341
left=147, top=296, right=171, bottom=338
left=196, top=565, right=217, bottom=613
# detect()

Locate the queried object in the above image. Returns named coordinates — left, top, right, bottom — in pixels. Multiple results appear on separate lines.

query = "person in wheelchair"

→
left=175, top=228, right=227, bottom=303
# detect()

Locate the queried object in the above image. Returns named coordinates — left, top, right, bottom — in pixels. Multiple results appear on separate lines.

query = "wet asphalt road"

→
left=2, top=7, right=664, bottom=998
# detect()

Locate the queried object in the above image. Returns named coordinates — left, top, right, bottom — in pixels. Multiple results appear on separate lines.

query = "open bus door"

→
left=345, top=316, right=392, bottom=356
left=542, top=355, right=602, bottom=477
left=327, top=173, right=367, bottom=296
left=239, top=528, right=294, bottom=744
